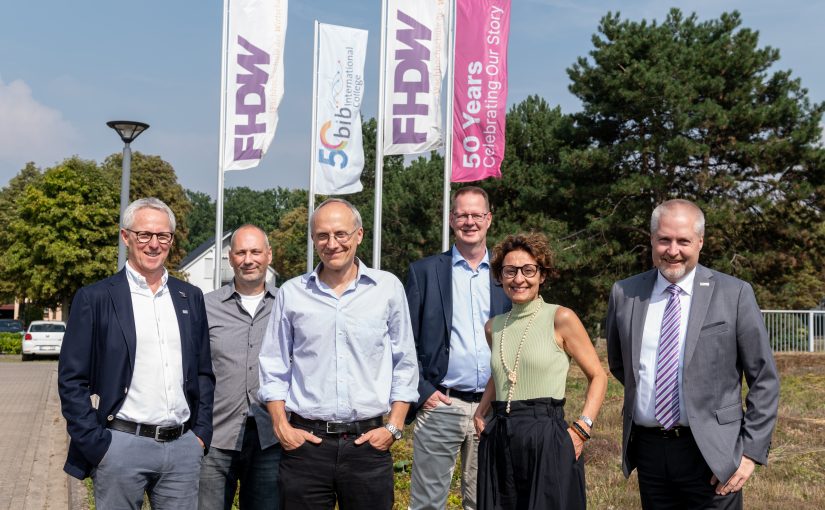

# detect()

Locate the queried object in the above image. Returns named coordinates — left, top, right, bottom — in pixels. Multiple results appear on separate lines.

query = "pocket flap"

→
left=715, top=403, right=744, bottom=424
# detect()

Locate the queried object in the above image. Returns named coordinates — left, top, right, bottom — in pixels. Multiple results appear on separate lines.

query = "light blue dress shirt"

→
left=440, top=245, right=492, bottom=393
left=258, top=260, right=419, bottom=421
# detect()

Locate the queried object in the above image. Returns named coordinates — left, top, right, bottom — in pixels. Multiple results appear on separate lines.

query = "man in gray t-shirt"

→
left=199, top=224, right=281, bottom=510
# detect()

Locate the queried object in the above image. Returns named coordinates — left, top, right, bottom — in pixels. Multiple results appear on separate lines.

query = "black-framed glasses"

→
left=452, top=212, right=489, bottom=224
left=314, top=228, right=359, bottom=244
left=501, top=264, right=542, bottom=279
left=127, top=229, right=174, bottom=245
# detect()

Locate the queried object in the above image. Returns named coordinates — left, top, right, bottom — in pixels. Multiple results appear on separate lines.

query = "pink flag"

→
left=451, top=0, right=510, bottom=182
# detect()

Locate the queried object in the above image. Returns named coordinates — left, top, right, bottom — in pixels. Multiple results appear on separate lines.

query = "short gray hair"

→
left=230, top=224, right=270, bottom=249
left=310, top=198, right=363, bottom=231
left=650, top=199, right=705, bottom=237
left=122, top=197, right=176, bottom=231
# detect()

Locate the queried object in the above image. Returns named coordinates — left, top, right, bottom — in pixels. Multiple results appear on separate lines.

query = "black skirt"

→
left=477, top=397, right=586, bottom=510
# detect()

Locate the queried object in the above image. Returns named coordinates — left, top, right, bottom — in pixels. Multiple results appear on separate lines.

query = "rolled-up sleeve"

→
left=258, top=289, right=293, bottom=403
left=388, top=279, right=420, bottom=404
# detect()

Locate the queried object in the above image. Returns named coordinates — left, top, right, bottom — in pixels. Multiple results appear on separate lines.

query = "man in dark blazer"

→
left=58, top=197, right=214, bottom=510
left=607, top=199, right=779, bottom=509
left=406, top=186, right=510, bottom=510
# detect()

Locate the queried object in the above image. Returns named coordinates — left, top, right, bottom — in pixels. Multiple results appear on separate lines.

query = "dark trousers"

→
left=478, top=397, right=585, bottom=510
left=631, top=425, right=743, bottom=510
left=199, top=418, right=282, bottom=510
left=278, top=423, right=393, bottom=510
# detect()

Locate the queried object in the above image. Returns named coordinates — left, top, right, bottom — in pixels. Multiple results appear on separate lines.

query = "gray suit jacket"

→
left=606, top=264, right=779, bottom=483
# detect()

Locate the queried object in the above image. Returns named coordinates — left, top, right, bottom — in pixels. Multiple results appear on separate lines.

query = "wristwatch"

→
left=578, top=415, right=594, bottom=428
left=384, top=423, right=403, bottom=441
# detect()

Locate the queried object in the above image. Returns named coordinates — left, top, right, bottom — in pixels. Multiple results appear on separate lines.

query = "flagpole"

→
left=442, top=0, right=457, bottom=251
left=373, top=0, right=389, bottom=270
left=307, top=20, right=320, bottom=272
left=213, top=0, right=231, bottom=290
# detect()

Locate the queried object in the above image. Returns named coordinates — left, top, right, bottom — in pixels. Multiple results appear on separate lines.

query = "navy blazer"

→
left=57, top=269, right=215, bottom=479
left=405, top=249, right=511, bottom=421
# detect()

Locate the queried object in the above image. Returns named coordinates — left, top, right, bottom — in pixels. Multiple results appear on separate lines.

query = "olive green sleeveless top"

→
left=490, top=298, right=569, bottom=401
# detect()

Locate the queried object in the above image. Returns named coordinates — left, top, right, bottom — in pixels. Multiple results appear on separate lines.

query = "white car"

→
left=22, top=320, right=66, bottom=361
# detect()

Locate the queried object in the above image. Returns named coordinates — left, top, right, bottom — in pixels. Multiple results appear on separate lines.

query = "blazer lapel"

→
left=683, top=265, right=715, bottom=368
left=631, top=270, right=657, bottom=385
left=167, top=278, right=192, bottom=375
left=435, top=250, right=453, bottom=342
left=108, top=270, right=137, bottom=371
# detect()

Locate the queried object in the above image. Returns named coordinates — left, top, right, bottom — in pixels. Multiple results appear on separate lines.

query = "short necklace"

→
left=499, top=300, right=542, bottom=413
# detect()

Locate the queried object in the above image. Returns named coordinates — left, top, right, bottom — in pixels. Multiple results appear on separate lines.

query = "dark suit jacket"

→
left=405, top=249, right=511, bottom=421
left=606, top=264, right=779, bottom=483
left=58, top=269, right=215, bottom=479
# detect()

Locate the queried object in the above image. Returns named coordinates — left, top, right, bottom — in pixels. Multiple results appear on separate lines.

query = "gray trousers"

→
left=92, top=429, right=203, bottom=510
left=409, top=398, right=480, bottom=510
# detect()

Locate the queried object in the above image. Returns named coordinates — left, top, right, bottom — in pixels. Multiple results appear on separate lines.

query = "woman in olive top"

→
left=473, top=232, right=607, bottom=510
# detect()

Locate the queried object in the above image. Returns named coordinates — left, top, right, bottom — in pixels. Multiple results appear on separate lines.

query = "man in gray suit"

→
left=606, top=199, right=779, bottom=509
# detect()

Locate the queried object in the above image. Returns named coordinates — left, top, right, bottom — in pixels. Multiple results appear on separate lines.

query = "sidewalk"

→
left=0, top=357, right=87, bottom=510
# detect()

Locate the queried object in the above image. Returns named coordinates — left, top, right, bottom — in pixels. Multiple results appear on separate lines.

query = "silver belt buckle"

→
left=326, top=421, right=344, bottom=434
left=154, top=426, right=163, bottom=441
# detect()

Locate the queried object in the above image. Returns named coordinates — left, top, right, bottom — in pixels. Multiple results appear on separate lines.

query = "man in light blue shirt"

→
left=258, top=198, right=418, bottom=510
left=406, top=187, right=511, bottom=510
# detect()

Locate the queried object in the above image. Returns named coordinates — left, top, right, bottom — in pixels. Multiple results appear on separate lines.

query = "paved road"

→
left=0, top=357, right=86, bottom=510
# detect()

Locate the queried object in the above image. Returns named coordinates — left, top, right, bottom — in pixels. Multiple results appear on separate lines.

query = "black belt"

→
left=290, top=414, right=383, bottom=435
left=437, top=385, right=484, bottom=403
left=633, top=424, right=691, bottom=439
left=109, top=417, right=189, bottom=442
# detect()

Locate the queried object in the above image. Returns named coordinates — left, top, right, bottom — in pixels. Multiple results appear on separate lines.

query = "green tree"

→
left=0, top=157, right=119, bottom=313
left=183, top=189, right=215, bottom=252
left=270, top=206, right=309, bottom=280
left=0, top=162, right=43, bottom=301
left=562, top=9, right=825, bottom=323
left=102, top=152, right=192, bottom=267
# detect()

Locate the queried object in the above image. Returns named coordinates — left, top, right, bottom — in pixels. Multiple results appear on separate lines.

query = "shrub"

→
left=0, top=332, right=23, bottom=354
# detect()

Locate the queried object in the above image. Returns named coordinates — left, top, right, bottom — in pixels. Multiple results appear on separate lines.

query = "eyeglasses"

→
left=127, top=229, right=174, bottom=245
left=501, top=264, right=542, bottom=279
left=314, top=228, right=359, bottom=244
left=452, top=212, right=489, bottom=224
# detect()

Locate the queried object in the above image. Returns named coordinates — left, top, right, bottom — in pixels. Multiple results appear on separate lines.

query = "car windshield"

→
left=0, top=320, right=24, bottom=332
left=29, top=323, right=66, bottom=333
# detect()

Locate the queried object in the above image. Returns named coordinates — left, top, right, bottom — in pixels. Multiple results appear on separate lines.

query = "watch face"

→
left=393, top=430, right=403, bottom=440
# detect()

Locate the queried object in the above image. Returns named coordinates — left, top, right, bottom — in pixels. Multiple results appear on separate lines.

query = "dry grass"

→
left=391, top=345, right=825, bottom=509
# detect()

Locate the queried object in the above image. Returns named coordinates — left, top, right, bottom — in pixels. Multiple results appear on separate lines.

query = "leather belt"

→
left=437, top=385, right=484, bottom=403
left=108, top=417, right=189, bottom=442
left=290, top=414, right=383, bottom=435
left=633, top=424, right=691, bottom=439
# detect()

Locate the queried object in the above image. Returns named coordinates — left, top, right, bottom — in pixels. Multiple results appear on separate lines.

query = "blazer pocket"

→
left=700, top=321, right=729, bottom=336
left=715, top=402, right=744, bottom=425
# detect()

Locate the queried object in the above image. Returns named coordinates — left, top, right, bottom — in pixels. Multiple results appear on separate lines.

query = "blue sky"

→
left=1, top=0, right=822, bottom=196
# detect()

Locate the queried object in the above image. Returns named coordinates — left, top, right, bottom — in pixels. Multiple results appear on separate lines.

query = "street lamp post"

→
left=107, top=120, right=150, bottom=270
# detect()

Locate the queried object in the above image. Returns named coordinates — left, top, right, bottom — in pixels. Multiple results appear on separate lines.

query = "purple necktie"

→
left=655, top=284, right=682, bottom=430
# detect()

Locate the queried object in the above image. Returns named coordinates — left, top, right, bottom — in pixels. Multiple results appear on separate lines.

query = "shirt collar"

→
left=306, top=258, right=376, bottom=290
left=220, top=279, right=278, bottom=302
left=654, top=266, right=697, bottom=297
left=124, top=261, right=168, bottom=294
left=451, top=244, right=489, bottom=269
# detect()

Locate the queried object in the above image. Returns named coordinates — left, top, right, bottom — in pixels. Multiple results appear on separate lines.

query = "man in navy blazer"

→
left=58, top=197, right=214, bottom=510
left=406, top=186, right=510, bottom=510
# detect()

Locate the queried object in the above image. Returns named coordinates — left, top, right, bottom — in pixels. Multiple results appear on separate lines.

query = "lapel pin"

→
left=699, top=282, right=710, bottom=286
left=182, top=309, right=189, bottom=315
left=179, top=291, right=187, bottom=298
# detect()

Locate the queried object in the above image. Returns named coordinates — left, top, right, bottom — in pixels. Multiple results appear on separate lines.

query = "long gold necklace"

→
left=499, top=300, right=542, bottom=413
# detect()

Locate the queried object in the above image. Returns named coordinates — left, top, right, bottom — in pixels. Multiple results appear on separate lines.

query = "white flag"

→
left=313, top=24, right=369, bottom=195
left=220, top=0, right=288, bottom=172
left=382, top=0, right=449, bottom=155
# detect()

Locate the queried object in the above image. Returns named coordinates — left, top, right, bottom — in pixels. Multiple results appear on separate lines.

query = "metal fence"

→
left=761, top=310, right=825, bottom=352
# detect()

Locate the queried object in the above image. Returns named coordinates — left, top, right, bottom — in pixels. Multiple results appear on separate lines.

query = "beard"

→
left=658, top=263, right=686, bottom=281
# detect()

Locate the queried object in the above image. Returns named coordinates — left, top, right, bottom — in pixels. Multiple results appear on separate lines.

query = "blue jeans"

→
left=92, top=429, right=203, bottom=510
left=198, top=419, right=282, bottom=510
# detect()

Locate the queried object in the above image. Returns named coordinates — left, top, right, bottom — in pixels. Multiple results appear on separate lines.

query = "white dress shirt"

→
left=258, top=260, right=419, bottom=421
left=634, top=268, right=696, bottom=427
left=116, top=262, right=190, bottom=426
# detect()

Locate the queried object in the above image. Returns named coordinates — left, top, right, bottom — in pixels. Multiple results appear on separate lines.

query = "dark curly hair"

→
left=490, top=232, right=555, bottom=286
